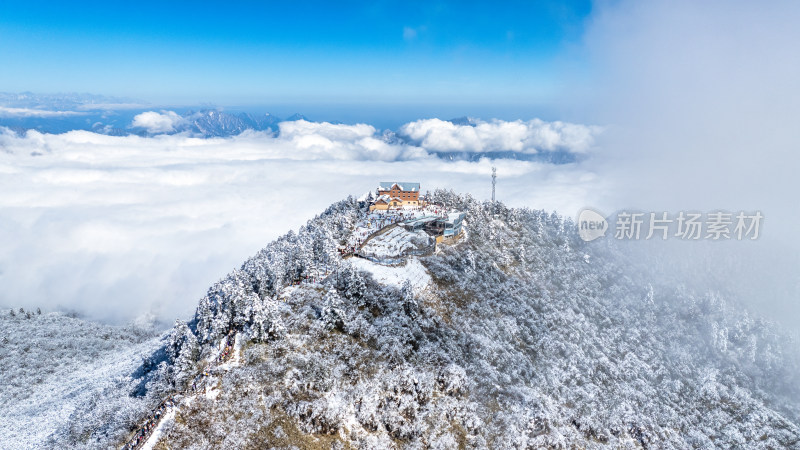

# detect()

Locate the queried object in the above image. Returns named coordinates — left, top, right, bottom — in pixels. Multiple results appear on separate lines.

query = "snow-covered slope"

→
left=348, top=257, right=431, bottom=294
left=0, top=311, right=163, bottom=449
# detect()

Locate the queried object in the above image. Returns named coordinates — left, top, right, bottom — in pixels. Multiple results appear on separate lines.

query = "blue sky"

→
left=0, top=1, right=591, bottom=108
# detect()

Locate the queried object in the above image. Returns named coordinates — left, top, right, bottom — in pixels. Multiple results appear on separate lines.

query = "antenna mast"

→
left=491, top=166, right=497, bottom=213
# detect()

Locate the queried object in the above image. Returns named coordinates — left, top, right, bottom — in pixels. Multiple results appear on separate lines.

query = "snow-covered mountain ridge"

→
left=3, top=191, right=799, bottom=448
left=131, top=191, right=800, bottom=448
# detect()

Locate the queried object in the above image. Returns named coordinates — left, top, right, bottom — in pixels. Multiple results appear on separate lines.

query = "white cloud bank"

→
left=131, top=110, right=186, bottom=133
left=126, top=112, right=601, bottom=157
left=277, top=120, right=428, bottom=161
left=0, top=126, right=603, bottom=325
left=398, top=118, right=601, bottom=154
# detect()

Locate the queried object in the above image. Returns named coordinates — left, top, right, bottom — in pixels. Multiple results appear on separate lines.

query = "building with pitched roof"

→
left=370, top=182, right=422, bottom=210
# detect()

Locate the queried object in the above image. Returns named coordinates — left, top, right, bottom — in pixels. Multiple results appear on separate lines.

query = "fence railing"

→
left=359, top=223, right=398, bottom=248
left=403, top=242, right=436, bottom=256
left=355, top=240, right=436, bottom=265
left=354, top=254, right=407, bottom=265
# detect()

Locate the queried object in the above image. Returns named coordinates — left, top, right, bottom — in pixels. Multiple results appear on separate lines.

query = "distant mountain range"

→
left=0, top=92, right=316, bottom=137
left=0, top=108, right=307, bottom=139
left=170, top=110, right=284, bottom=137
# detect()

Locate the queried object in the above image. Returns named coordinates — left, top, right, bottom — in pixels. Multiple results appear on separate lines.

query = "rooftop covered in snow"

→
left=377, top=182, right=420, bottom=192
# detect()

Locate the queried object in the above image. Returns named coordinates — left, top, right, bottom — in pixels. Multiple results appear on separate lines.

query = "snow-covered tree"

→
left=167, top=319, right=198, bottom=387
left=321, top=288, right=345, bottom=331
left=248, top=298, right=285, bottom=342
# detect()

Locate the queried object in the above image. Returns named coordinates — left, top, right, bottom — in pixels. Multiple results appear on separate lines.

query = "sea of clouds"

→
left=0, top=120, right=604, bottom=325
